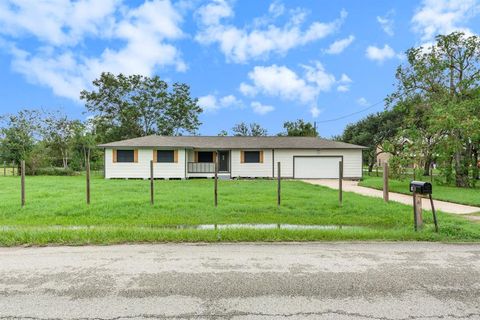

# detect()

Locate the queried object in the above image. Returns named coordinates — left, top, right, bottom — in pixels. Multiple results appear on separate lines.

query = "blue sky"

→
left=1, top=0, right=479, bottom=137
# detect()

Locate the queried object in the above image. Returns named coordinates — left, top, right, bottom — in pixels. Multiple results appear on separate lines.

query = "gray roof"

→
left=98, top=135, right=366, bottom=149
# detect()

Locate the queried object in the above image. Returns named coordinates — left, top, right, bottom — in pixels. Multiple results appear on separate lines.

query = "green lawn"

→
left=359, top=175, right=480, bottom=207
left=0, top=176, right=478, bottom=245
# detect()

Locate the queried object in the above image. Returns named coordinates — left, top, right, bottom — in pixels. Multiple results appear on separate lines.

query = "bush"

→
left=29, top=167, right=79, bottom=176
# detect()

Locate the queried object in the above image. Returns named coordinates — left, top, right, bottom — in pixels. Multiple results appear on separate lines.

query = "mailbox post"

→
left=409, top=181, right=438, bottom=232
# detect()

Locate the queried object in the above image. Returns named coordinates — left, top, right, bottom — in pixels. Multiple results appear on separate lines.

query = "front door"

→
left=218, top=150, right=229, bottom=172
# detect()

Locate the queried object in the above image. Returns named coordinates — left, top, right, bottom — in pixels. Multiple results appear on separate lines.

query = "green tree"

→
left=389, top=32, right=480, bottom=187
left=280, top=119, right=318, bottom=136
left=80, top=73, right=203, bottom=142
left=42, top=113, right=82, bottom=169
left=232, top=122, right=268, bottom=136
left=69, top=120, right=101, bottom=171
left=0, top=109, right=42, bottom=169
left=341, top=109, right=403, bottom=172
left=217, top=130, right=228, bottom=136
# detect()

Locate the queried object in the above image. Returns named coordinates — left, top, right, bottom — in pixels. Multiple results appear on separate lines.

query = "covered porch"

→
left=186, top=149, right=231, bottom=178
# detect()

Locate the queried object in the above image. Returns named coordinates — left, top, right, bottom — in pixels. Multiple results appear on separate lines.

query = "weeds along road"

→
left=0, top=242, right=479, bottom=319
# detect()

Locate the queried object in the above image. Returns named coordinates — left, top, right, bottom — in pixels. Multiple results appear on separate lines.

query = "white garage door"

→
left=294, top=156, right=342, bottom=179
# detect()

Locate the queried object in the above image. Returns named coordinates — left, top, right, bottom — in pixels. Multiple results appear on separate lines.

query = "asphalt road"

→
left=0, top=243, right=479, bottom=320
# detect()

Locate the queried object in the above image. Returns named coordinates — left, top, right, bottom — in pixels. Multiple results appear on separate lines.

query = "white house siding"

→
left=153, top=148, right=186, bottom=179
left=105, top=148, right=186, bottom=179
left=231, top=149, right=273, bottom=178
left=273, top=149, right=362, bottom=179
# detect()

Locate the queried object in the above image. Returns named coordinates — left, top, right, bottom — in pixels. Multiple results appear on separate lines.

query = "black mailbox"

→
left=409, top=181, right=432, bottom=194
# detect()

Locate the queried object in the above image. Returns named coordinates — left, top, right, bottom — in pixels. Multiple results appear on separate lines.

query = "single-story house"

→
left=98, top=136, right=366, bottom=180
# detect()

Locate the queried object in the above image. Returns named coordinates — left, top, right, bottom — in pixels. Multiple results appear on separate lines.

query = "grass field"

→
left=0, top=176, right=478, bottom=245
left=359, top=175, right=480, bottom=207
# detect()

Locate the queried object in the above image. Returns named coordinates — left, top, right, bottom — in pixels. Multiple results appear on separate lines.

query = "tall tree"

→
left=217, top=130, right=228, bottom=136
left=280, top=119, right=318, bottom=136
left=42, top=113, right=82, bottom=169
left=232, top=122, right=268, bottom=136
left=0, top=109, right=42, bottom=168
left=388, top=32, right=480, bottom=186
left=341, top=109, right=403, bottom=172
left=80, top=73, right=202, bottom=142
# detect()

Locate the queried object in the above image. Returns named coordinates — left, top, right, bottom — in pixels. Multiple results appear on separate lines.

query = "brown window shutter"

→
left=113, top=149, right=117, bottom=163
left=134, top=149, right=138, bottom=163
left=153, top=150, right=157, bottom=163
left=213, top=151, right=217, bottom=163
left=194, top=151, right=198, bottom=162
left=240, top=150, right=244, bottom=163
left=259, top=150, right=264, bottom=163
left=174, top=150, right=178, bottom=163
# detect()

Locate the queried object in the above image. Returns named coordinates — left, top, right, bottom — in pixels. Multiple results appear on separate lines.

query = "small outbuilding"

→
left=98, top=136, right=366, bottom=180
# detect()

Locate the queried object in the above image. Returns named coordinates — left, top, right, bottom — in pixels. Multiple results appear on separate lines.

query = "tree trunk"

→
left=368, top=162, right=374, bottom=173
left=473, top=149, right=479, bottom=181
left=454, top=150, right=469, bottom=187
left=423, top=157, right=432, bottom=176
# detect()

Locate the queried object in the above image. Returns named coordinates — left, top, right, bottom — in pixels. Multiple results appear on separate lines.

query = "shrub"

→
left=30, top=167, right=79, bottom=176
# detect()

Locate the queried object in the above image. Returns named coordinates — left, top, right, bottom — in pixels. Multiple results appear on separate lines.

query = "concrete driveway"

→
left=304, top=179, right=480, bottom=215
left=0, top=243, right=479, bottom=319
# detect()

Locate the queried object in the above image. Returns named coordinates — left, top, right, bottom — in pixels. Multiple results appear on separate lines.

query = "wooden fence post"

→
left=277, top=162, right=281, bottom=206
left=21, top=160, right=25, bottom=207
left=214, top=160, right=218, bottom=207
left=86, top=157, right=91, bottom=205
left=150, top=160, right=154, bottom=205
left=339, top=161, right=343, bottom=206
left=12, top=162, right=15, bottom=176
left=412, top=192, right=423, bottom=231
left=383, top=162, right=389, bottom=202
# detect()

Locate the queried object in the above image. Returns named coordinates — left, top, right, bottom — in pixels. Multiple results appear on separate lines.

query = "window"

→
left=244, top=151, right=260, bottom=163
left=197, top=151, right=214, bottom=163
left=157, top=150, right=175, bottom=163
left=117, top=150, right=135, bottom=163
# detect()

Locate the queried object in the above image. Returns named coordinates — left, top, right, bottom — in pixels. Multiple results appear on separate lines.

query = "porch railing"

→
left=188, top=162, right=215, bottom=173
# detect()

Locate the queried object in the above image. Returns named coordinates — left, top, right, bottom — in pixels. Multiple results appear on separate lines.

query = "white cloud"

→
left=195, top=1, right=348, bottom=63
left=357, top=97, right=369, bottom=106
left=0, top=0, right=186, bottom=101
left=239, top=64, right=319, bottom=103
left=0, top=0, right=117, bottom=46
left=365, top=44, right=396, bottom=63
left=412, top=0, right=479, bottom=41
left=377, top=10, right=395, bottom=36
left=198, top=93, right=243, bottom=112
left=336, top=73, right=352, bottom=92
left=240, top=63, right=352, bottom=104
left=324, top=35, right=355, bottom=54
left=302, top=62, right=336, bottom=92
left=198, top=94, right=219, bottom=111
left=220, top=94, right=242, bottom=107
left=195, top=0, right=233, bottom=25
left=268, top=1, right=285, bottom=18
left=310, top=106, right=321, bottom=118
left=339, top=74, right=352, bottom=83
left=251, top=101, right=274, bottom=115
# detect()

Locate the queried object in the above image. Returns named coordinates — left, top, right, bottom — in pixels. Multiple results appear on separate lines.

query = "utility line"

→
left=315, top=100, right=385, bottom=123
